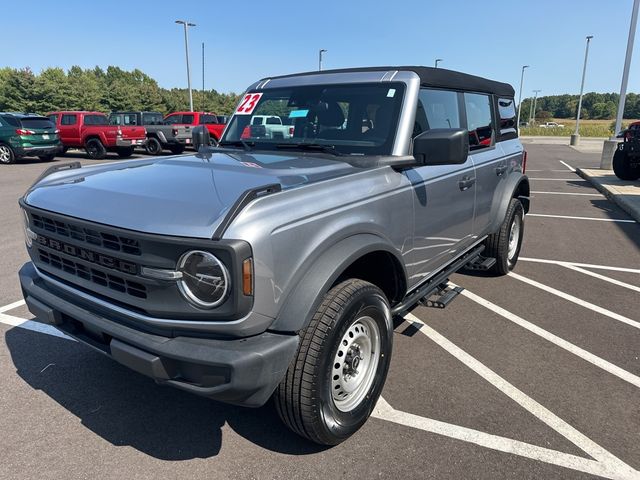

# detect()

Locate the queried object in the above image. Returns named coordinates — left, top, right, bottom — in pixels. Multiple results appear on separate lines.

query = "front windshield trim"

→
left=220, top=82, right=405, bottom=157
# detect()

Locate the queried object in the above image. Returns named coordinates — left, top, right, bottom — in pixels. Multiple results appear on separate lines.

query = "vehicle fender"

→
left=156, top=130, right=167, bottom=143
left=488, top=173, right=530, bottom=233
left=270, top=233, right=405, bottom=333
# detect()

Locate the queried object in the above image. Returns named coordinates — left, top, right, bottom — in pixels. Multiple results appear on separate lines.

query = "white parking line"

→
left=373, top=397, right=630, bottom=480
left=0, top=311, right=73, bottom=340
left=403, top=313, right=640, bottom=479
left=559, top=160, right=576, bottom=172
left=528, top=213, right=635, bottom=223
left=452, top=284, right=640, bottom=388
left=528, top=178, right=584, bottom=181
left=519, top=257, right=640, bottom=274
left=531, top=191, right=602, bottom=197
left=526, top=170, right=574, bottom=172
left=509, top=272, right=640, bottom=330
left=0, top=299, right=25, bottom=313
left=562, top=264, right=640, bottom=293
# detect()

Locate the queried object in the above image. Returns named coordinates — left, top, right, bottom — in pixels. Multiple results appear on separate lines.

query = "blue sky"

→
left=7, top=0, right=640, bottom=98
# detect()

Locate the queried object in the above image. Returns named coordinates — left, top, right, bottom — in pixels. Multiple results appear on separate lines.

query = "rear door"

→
left=59, top=114, right=79, bottom=145
left=405, top=88, right=476, bottom=285
left=464, top=92, right=505, bottom=236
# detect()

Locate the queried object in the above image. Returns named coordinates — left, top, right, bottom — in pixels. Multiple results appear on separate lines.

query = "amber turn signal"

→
left=242, top=258, right=253, bottom=296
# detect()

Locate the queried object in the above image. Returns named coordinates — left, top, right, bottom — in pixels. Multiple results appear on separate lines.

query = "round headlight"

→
left=177, top=250, right=230, bottom=308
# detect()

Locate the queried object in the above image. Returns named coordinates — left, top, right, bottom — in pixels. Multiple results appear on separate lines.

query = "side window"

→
left=497, top=97, right=517, bottom=140
left=48, top=114, right=58, bottom=125
left=414, top=89, right=461, bottom=137
left=109, top=115, right=122, bottom=125
left=142, top=113, right=163, bottom=125
left=123, top=114, right=137, bottom=125
left=163, top=114, right=180, bottom=125
left=182, top=114, right=194, bottom=124
left=464, top=93, right=494, bottom=150
left=61, top=114, right=77, bottom=126
left=199, top=114, right=218, bottom=124
left=252, top=117, right=263, bottom=126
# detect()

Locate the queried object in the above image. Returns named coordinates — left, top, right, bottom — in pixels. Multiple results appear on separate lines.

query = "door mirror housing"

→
left=413, top=128, right=469, bottom=166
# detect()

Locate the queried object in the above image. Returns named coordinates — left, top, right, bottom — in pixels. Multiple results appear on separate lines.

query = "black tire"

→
left=169, top=144, right=185, bottom=155
left=116, top=146, right=135, bottom=158
left=38, top=154, right=55, bottom=162
left=0, top=144, right=16, bottom=164
left=145, top=137, right=163, bottom=155
left=85, top=138, right=106, bottom=160
left=484, top=198, right=524, bottom=276
left=274, top=279, right=393, bottom=445
left=612, top=149, right=640, bottom=181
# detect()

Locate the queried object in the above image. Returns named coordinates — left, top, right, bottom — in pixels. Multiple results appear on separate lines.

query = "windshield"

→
left=221, top=82, right=405, bottom=156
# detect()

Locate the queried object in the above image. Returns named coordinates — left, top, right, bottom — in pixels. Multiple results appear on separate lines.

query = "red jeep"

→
left=47, top=111, right=147, bottom=159
left=164, top=111, right=225, bottom=142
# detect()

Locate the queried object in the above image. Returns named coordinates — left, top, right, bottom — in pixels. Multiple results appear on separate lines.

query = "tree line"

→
left=521, top=92, right=640, bottom=121
left=0, top=66, right=242, bottom=115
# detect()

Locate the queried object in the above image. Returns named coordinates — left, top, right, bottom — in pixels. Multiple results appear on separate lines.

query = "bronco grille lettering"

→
left=36, top=234, right=138, bottom=275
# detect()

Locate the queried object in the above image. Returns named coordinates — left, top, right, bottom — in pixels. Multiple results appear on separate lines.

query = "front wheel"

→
left=274, top=279, right=393, bottom=445
left=484, top=198, right=524, bottom=276
left=0, top=144, right=16, bottom=164
left=612, top=149, right=640, bottom=181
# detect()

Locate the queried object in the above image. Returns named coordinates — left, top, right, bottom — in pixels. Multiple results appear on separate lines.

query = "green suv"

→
left=0, top=113, right=62, bottom=164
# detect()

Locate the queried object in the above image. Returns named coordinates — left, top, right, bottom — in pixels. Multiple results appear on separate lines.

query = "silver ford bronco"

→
left=18, top=66, right=529, bottom=445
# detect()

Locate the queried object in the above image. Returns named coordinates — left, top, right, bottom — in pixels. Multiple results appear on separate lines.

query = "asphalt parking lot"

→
left=1, top=144, right=639, bottom=479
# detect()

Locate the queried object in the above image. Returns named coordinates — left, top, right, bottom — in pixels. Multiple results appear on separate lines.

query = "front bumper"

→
left=116, top=138, right=146, bottom=147
left=19, top=262, right=298, bottom=407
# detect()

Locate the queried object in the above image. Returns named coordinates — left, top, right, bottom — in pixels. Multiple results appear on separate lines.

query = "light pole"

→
left=531, top=89, right=541, bottom=124
left=516, top=65, right=529, bottom=129
left=435, top=58, right=443, bottom=68
left=202, top=42, right=205, bottom=112
left=175, top=20, right=196, bottom=112
left=319, top=49, right=327, bottom=71
left=602, top=0, right=639, bottom=168
left=571, top=35, right=593, bottom=146
left=614, top=0, right=639, bottom=136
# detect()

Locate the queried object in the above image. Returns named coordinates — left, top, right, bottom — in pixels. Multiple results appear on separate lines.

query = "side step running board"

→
left=391, top=243, right=485, bottom=316
left=464, top=255, right=496, bottom=271
left=420, top=285, right=464, bottom=309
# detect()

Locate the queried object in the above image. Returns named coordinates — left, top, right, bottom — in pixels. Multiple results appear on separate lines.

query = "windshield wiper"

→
left=218, top=140, right=254, bottom=151
left=275, top=142, right=344, bottom=156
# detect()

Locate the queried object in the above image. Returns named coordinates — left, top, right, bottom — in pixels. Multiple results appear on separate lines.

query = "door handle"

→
left=495, top=164, right=508, bottom=176
left=458, top=176, right=476, bottom=191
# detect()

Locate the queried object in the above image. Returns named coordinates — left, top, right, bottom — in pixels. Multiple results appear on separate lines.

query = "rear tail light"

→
left=54, top=129, right=60, bottom=134
left=289, top=126, right=295, bottom=136
left=172, top=128, right=178, bottom=136
left=522, top=150, right=527, bottom=173
left=16, top=129, right=35, bottom=135
left=117, top=128, right=123, bottom=137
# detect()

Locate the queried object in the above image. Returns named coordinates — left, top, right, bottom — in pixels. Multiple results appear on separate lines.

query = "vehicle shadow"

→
left=4, top=326, right=327, bottom=460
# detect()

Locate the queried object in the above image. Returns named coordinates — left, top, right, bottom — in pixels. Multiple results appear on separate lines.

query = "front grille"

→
left=38, top=248, right=147, bottom=299
left=31, top=213, right=141, bottom=255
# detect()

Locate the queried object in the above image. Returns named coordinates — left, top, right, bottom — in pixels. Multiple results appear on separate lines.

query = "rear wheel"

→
left=85, top=139, right=106, bottom=160
left=169, top=144, right=185, bottom=155
left=484, top=198, right=524, bottom=276
left=274, top=279, right=393, bottom=445
left=38, top=153, right=55, bottom=162
left=0, top=144, right=15, bottom=164
left=145, top=137, right=163, bottom=155
left=116, top=146, right=135, bottom=158
left=612, top=149, right=640, bottom=181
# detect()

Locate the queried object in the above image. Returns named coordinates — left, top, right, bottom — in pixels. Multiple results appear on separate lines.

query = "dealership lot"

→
left=1, top=144, right=639, bottom=479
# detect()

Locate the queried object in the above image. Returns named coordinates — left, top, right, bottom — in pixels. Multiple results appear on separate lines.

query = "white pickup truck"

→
left=249, top=115, right=294, bottom=139
left=538, top=121, right=565, bottom=128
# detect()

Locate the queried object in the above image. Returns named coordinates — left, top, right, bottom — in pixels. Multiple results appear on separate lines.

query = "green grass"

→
left=520, top=125, right=611, bottom=137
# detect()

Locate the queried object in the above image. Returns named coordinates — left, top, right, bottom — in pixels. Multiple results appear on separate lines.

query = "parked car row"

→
left=0, top=109, right=228, bottom=164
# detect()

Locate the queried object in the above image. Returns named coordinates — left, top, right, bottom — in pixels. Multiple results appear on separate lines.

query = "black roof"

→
left=267, top=66, right=515, bottom=97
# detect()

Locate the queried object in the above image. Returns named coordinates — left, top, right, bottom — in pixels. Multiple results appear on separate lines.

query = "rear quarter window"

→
left=497, top=97, right=517, bottom=140
left=2, top=115, right=20, bottom=127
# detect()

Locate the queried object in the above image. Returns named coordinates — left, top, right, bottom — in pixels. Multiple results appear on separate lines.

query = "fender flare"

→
left=488, top=174, right=530, bottom=233
left=270, top=234, right=406, bottom=333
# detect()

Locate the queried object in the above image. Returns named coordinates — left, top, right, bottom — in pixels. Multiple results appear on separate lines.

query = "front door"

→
left=406, top=88, right=476, bottom=287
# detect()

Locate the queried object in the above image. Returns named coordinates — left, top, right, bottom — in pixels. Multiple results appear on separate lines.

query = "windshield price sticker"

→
left=236, top=93, right=263, bottom=115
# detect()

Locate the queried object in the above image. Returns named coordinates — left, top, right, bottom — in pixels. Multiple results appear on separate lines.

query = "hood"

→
left=24, top=151, right=359, bottom=238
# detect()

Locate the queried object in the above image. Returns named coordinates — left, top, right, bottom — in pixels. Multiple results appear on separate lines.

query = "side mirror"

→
left=413, top=128, right=469, bottom=166
left=193, top=125, right=214, bottom=150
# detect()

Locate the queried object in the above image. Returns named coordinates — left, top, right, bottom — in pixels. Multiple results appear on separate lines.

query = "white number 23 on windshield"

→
left=235, top=93, right=263, bottom=115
